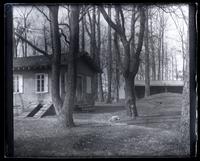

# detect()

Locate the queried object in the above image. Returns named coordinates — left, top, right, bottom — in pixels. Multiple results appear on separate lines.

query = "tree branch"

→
left=85, top=21, right=91, bottom=38
left=24, top=7, right=33, bottom=19
left=15, top=32, right=50, bottom=59
left=119, top=6, right=125, bottom=34
left=98, top=5, right=125, bottom=38
left=35, top=6, right=51, bottom=22
left=59, top=23, right=70, bottom=29
left=178, top=6, right=188, bottom=25
left=79, top=5, right=92, bottom=22
left=135, top=7, right=146, bottom=56
left=59, top=28, right=70, bottom=45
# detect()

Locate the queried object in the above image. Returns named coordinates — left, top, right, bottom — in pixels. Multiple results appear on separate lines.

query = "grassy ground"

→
left=14, top=93, right=187, bottom=158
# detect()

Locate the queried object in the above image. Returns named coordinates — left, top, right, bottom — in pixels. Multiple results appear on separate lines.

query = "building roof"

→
left=13, top=51, right=102, bottom=73
left=135, top=80, right=184, bottom=86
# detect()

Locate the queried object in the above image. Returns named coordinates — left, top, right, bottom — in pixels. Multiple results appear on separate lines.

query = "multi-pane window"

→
left=13, top=74, right=23, bottom=93
left=35, top=73, right=48, bottom=93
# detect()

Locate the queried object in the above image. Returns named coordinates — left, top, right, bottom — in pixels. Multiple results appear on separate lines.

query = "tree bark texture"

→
left=61, top=5, right=80, bottom=127
left=144, top=8, right=150, bottom=97
left=113, top=32, right=120, bottom=102
left=106, top=6, right=112, bottom=103
left=179, top=5, right=192, bottom=154
left=99, top=5, right=145, bottom=117
left=48, top=6, right=63, bottom=116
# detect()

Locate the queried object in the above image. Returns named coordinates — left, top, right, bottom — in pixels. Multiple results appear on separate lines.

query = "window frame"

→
left=35, top=73, right=48, bottom=93
left=13, top=74, right=23, bottom=94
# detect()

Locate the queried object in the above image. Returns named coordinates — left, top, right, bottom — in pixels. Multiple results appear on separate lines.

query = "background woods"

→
left=13, top=4, right=189, bottom=127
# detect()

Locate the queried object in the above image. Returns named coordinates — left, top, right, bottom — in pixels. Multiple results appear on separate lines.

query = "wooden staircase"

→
left=33, top=103, right=52, bottom=119
left=16, top=103, right=53, bottom=119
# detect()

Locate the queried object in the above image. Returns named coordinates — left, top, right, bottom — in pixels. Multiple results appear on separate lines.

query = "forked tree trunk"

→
left=61, top=5, right=80, bottom=127
left=48, top=6, right=63, bottom=116
left=99, top=5, right=145, bottom=117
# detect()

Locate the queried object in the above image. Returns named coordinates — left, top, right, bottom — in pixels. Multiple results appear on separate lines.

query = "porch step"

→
left=33, top=103, right=52, bottom=119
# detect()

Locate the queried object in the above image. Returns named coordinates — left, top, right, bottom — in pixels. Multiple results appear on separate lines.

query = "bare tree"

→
left=99, top=5, right=146, bottom=117
left=15, top=5, right=80, bottom=128
left=61, top=5, right=80, bottom=127
left=16, top=7, right=33, bottom=57
left=48, top=6, right=63, bottom=117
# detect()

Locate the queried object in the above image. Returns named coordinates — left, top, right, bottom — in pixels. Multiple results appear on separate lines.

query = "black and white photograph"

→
left=4, top=3, right=197, bottom=158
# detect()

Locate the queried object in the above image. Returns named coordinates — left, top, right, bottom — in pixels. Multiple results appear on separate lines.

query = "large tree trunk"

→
left=48, top=6, right=63, bottom=116
left=113, top=32, right=120, bottom=102
left=144, top=8, right=150, bottom=97
left=61, top=5, right=80, bottom=128
left=106, top=6, right=112, bottom=103
left=179, top=4, right=196, bottom=155
left=99, top=5, right=145, bottom=117
left=124, top=77, right=138, bottom=117
left=179, top=19, right=190, bottom=154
